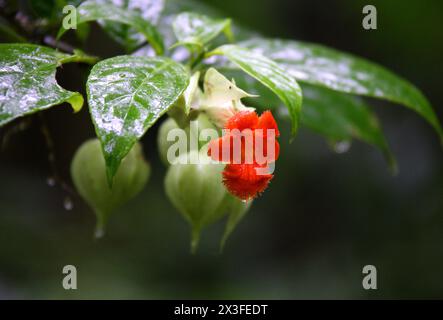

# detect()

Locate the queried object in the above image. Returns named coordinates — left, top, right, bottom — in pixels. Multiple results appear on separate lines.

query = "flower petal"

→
left=225, top=111, right=259, bottom=130
left=208, top=135, right=232, bottom=162
left=257, top=110, right=280, bottom=137
left=222, top=163, right=273, bottom=200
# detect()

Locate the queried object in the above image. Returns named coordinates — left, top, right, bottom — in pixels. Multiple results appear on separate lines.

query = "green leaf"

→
left=86, top=55, right=189, bottom=184
left=57, top=0, right=164, bottom=54
left=239, top=38, right=443, bottom=141
left=219, top=69, right=396, bottom=170
left=152, top=0, right=223, bottom=50
left=96, top=0, right=165, bottom=52
left=134, top=0, right=250, bottom=54
left=172, top=12, right=232, bottom=48
left=0, top=44, right=84, bottom=127
left=163, top=0, right=222, bottom=17
left=210, top=45, right=303, bottom=135
left=290, top=85, right=396, bottom=172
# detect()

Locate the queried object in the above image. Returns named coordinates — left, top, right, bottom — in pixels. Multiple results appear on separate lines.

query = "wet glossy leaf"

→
left=162, top=0, right=222, bottom=17
left=57, top=0, right=164, bottom=54
left=211, top=45, right=302, bottom=135
left=290, top=85, right=396, bottom=171
left=172, top=12, right=232, bottom=48
left=86, top=55, right=189, bottom=183
left=239, top=38, right=443, bottom=140
left=96, top=0, right=165, bottom=52
left=136, top=0, right=251, bottom=55
left=0, top=44, right=84, bottom=127
left=151, top=0, right=222, bottom=50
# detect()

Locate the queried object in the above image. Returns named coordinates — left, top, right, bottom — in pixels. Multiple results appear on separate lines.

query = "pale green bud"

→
left=157, top=113, right=218, bottom=166
left=71, top=139, right=150, bottom=237
left=164, top=151, right=226, bottom=253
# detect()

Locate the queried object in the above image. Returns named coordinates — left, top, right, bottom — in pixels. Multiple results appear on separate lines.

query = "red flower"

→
left=207, top=110, right=280, bottom=200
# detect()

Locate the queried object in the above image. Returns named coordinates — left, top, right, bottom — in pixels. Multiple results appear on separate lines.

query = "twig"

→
left=43, top=35, right=75, bottom=54
left=44, top=35, right=99, bottom=64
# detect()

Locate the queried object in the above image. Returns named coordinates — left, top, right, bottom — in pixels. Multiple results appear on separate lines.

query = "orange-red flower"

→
left=207, top=110, right=280, bottom=200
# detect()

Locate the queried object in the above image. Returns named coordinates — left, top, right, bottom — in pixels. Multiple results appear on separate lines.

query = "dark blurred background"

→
left=0, top=0, right=442, bottom=299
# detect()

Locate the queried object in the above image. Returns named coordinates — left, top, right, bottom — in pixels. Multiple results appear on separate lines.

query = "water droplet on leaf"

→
left=46, top=176, right=56, bottom=187
left=63, top=196, right=73, bottom=211
left=333, top=140, right=351, bottom=154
